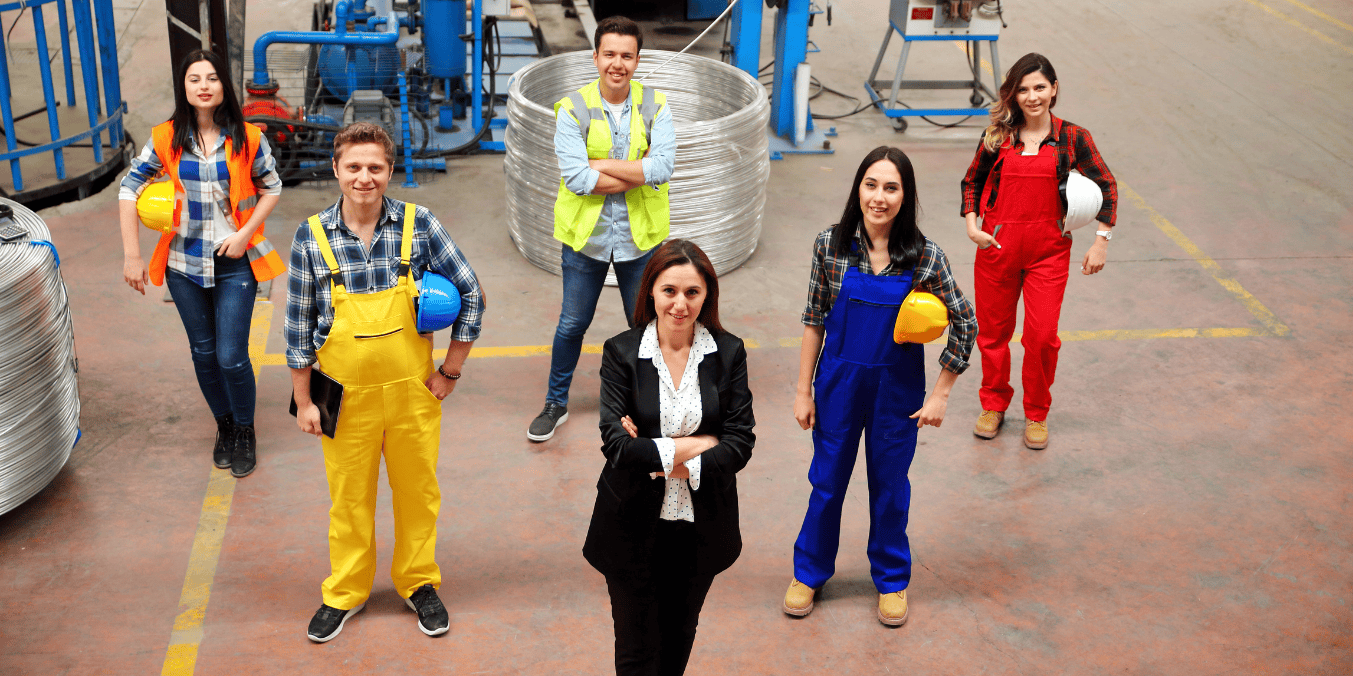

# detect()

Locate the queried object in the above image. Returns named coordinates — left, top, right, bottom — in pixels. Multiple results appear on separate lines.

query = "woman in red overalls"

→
left=960, top=53, right=1118, bottom=450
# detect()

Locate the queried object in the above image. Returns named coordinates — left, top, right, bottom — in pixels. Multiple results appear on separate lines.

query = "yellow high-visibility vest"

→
left=553, top=79, right=670, bottom=252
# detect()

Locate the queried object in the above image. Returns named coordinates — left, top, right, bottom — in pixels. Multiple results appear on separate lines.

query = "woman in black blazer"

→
left=583, top=239, right=755, bottom=676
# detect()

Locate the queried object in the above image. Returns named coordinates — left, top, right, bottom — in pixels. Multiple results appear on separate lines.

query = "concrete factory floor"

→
left=2, top=0, right=1351, bottom=674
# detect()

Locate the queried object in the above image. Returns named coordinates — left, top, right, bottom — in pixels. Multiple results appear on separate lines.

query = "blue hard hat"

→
left=416, top=271, right=462, bottom=332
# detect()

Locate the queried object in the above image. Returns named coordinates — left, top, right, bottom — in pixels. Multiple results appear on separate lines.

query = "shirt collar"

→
left=1007, top=113, right=1063, bottom=151
left=638, top=321, right=717, bottom=359
left=325, top=195, right=402, bottom=233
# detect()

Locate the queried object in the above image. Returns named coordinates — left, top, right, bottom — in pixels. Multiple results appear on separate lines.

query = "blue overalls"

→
left=793, top=247, right=927, bottom=593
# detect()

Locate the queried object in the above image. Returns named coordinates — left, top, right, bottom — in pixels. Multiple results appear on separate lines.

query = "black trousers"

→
left=604, top=520, right=718, bottom=676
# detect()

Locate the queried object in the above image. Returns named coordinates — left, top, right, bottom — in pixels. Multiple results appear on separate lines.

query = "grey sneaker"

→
left=526, top=402, right=568, bottom=442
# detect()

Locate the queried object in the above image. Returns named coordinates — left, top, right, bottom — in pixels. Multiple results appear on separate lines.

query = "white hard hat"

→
left=1064, top=171, right=1104, bottom=231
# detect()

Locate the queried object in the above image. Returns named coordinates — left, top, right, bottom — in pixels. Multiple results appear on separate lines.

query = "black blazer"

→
left=582, top=325, right=756, bottom=580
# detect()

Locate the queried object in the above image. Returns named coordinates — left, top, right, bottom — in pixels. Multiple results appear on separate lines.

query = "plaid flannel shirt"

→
left=118, top=131, right=282, bottom=287
left=802, top=228, right=976, bottom=374
left=960, top=115, right=1118, bottom=226
left=285, top=196, right=485, bottom=369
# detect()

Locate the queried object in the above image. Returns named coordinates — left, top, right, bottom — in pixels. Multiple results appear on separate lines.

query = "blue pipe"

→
left=251, top=0, right=398, bottom=87
left=398, top=71, right=417, bottom=187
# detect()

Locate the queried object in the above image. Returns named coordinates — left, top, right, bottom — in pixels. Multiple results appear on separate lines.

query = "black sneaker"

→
left=213, top=414, right=234, bottom=469
left=405, top=584, right=449, bottom=636
left=307, top=602, right=364, bottom=643
left=231, top=423, right=256, bottom=478
left=526, top=402, right=568, bottom=442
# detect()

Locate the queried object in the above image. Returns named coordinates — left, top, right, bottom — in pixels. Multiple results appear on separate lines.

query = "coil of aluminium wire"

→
left=505, top=50, right=770, bottom=281
left=0, top=198, right=79, bottom=516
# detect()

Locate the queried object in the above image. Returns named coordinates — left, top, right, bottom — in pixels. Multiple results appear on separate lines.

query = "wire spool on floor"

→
left=505, top=50, right=770, bottom=282
left=0, top=198, right=79, bottom=516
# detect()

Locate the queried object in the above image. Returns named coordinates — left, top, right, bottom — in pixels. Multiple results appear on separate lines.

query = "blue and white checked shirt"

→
left=554, top=87, right=675, bottom=262
left=285, top=196, right=485, bottom=369
left=119, top=130, right=282, bottom=287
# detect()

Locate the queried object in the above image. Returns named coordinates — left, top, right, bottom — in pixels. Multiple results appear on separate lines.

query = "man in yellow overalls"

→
left=286, top=123, right=484, bottom=643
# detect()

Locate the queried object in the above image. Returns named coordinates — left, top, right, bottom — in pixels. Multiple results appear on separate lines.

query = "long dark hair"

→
left=983, top=52, right=1058, bottom=152
left=830, top=146, right=924, bottom=270
left=633, top=239, right=723, bottom=333
left=170, top=49, right=248, bottom=159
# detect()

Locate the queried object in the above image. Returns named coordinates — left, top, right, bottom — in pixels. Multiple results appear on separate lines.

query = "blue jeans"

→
left=166, top=254, right=257, bottom=425
left=546, top=244, right=652, bottom=407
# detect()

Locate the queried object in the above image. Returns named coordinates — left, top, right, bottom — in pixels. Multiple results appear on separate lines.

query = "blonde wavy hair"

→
left=982, top=53, right=1058, bottom=152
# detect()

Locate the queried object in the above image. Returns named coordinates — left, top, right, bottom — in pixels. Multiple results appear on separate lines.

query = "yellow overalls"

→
left=308, top=203, right=443, bottom=609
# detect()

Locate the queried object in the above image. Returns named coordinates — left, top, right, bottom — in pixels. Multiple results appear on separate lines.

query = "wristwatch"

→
left=1095, top=230, right=1113, bottom=241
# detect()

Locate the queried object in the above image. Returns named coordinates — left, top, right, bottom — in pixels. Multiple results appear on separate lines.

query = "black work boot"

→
left=213, top=414, right=235, bottom=469
left=231, top=423, right=257, bottom=478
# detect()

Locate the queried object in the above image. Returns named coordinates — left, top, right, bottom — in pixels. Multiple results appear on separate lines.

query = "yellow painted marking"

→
left=161, top=301, right=271, bottom=675
left=1277, top=0, right=1353, bottom=34
left=1242, top=0, right=1353, bottom=56
left=1119, top=182, right=1291, bottom=337
left=954, top=41, right=996, bottom=79
left=160, top=468, right=236, bottom=676
left=247, top=301, right=273, bottom=380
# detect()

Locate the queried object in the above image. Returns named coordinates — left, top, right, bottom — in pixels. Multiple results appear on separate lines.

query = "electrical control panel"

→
left=890, top=0, right=1003, bottom=37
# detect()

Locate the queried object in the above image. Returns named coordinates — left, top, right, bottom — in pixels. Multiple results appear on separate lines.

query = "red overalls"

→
left=973, top=141, right=1070, bottom=422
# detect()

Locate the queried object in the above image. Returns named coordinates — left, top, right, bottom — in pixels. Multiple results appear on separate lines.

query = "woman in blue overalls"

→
left=783, top=146, right=977, bottom=626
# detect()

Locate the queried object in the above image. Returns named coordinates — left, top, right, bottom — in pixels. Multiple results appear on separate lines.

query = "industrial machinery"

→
left=245, top=0, right=540, bottom=185
left=865, top=0, right=1006, bottom=131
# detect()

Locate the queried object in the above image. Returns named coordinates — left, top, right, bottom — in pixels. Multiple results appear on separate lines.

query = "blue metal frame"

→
left=727, top=0, right=761, bottom=80
left=863, top=19, right=1001, bottom=124
left=0, top=0, right=126, bottom=192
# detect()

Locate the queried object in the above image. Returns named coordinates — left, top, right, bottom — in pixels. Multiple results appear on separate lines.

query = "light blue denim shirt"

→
left=554, top=89, right=675, bottom=262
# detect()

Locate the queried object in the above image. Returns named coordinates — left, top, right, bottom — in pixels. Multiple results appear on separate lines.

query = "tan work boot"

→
left=1024, top=420, right=1049, bottom=450
left=878, top=590, right=909, bottom=626
left=973, top=410, right=1004, bottom=439
left=783, top=578, right=816, bottom=617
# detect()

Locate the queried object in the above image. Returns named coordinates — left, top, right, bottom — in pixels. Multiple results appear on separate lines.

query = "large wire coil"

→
left=505, top=50, right=770, bottom=281
left=0, top=199, right=79, bottom=516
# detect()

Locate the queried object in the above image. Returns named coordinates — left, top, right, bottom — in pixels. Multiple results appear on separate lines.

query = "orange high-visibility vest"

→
left=147, top=121, right=286, bottom=286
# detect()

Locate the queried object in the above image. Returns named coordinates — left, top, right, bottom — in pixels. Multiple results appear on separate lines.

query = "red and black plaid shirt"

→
left=802, top=228, right=977, bottom=375
left=960, top=115, right=1118, bottom=226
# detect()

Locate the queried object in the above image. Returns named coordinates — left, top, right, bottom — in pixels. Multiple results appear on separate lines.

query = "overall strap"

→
left=307, top=215, right=344, bottom=292
left=398, top=202, right=416, bottom=279
left=847, top=238, right=861, bottom=270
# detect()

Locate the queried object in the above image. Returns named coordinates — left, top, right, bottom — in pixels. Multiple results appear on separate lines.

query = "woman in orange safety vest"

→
left=117, top=49, right=284, bottom=478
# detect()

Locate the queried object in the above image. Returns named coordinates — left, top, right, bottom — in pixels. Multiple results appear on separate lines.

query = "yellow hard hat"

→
left=136, top=180, right=179, bottom=233
left=894, top=290, right=949, bottom=344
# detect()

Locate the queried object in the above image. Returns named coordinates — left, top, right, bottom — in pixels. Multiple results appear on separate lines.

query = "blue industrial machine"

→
left=246, top=0, right=538, bottom=185
left=725, top=0, right=835, bottom=159
left=0, top=0, right=130, bottom=208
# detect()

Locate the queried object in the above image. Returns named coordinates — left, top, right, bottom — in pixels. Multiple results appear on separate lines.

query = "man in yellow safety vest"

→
left=527, top=15, right=676, bottom=442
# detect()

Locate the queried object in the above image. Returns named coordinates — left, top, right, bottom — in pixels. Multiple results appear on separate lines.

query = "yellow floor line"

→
left=1242, top=0, right=1353, bottom=56
left=161, top=301, right=270, bottom=675
left=160, top=468, right=236, bottom=676
left=1119, top=182, right=1290, bottom=337
left=1278, top=0, right=1353, bottom=34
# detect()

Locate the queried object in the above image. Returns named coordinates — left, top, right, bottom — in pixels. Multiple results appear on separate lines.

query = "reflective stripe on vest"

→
left=552, top=79, right=670, bottom=252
